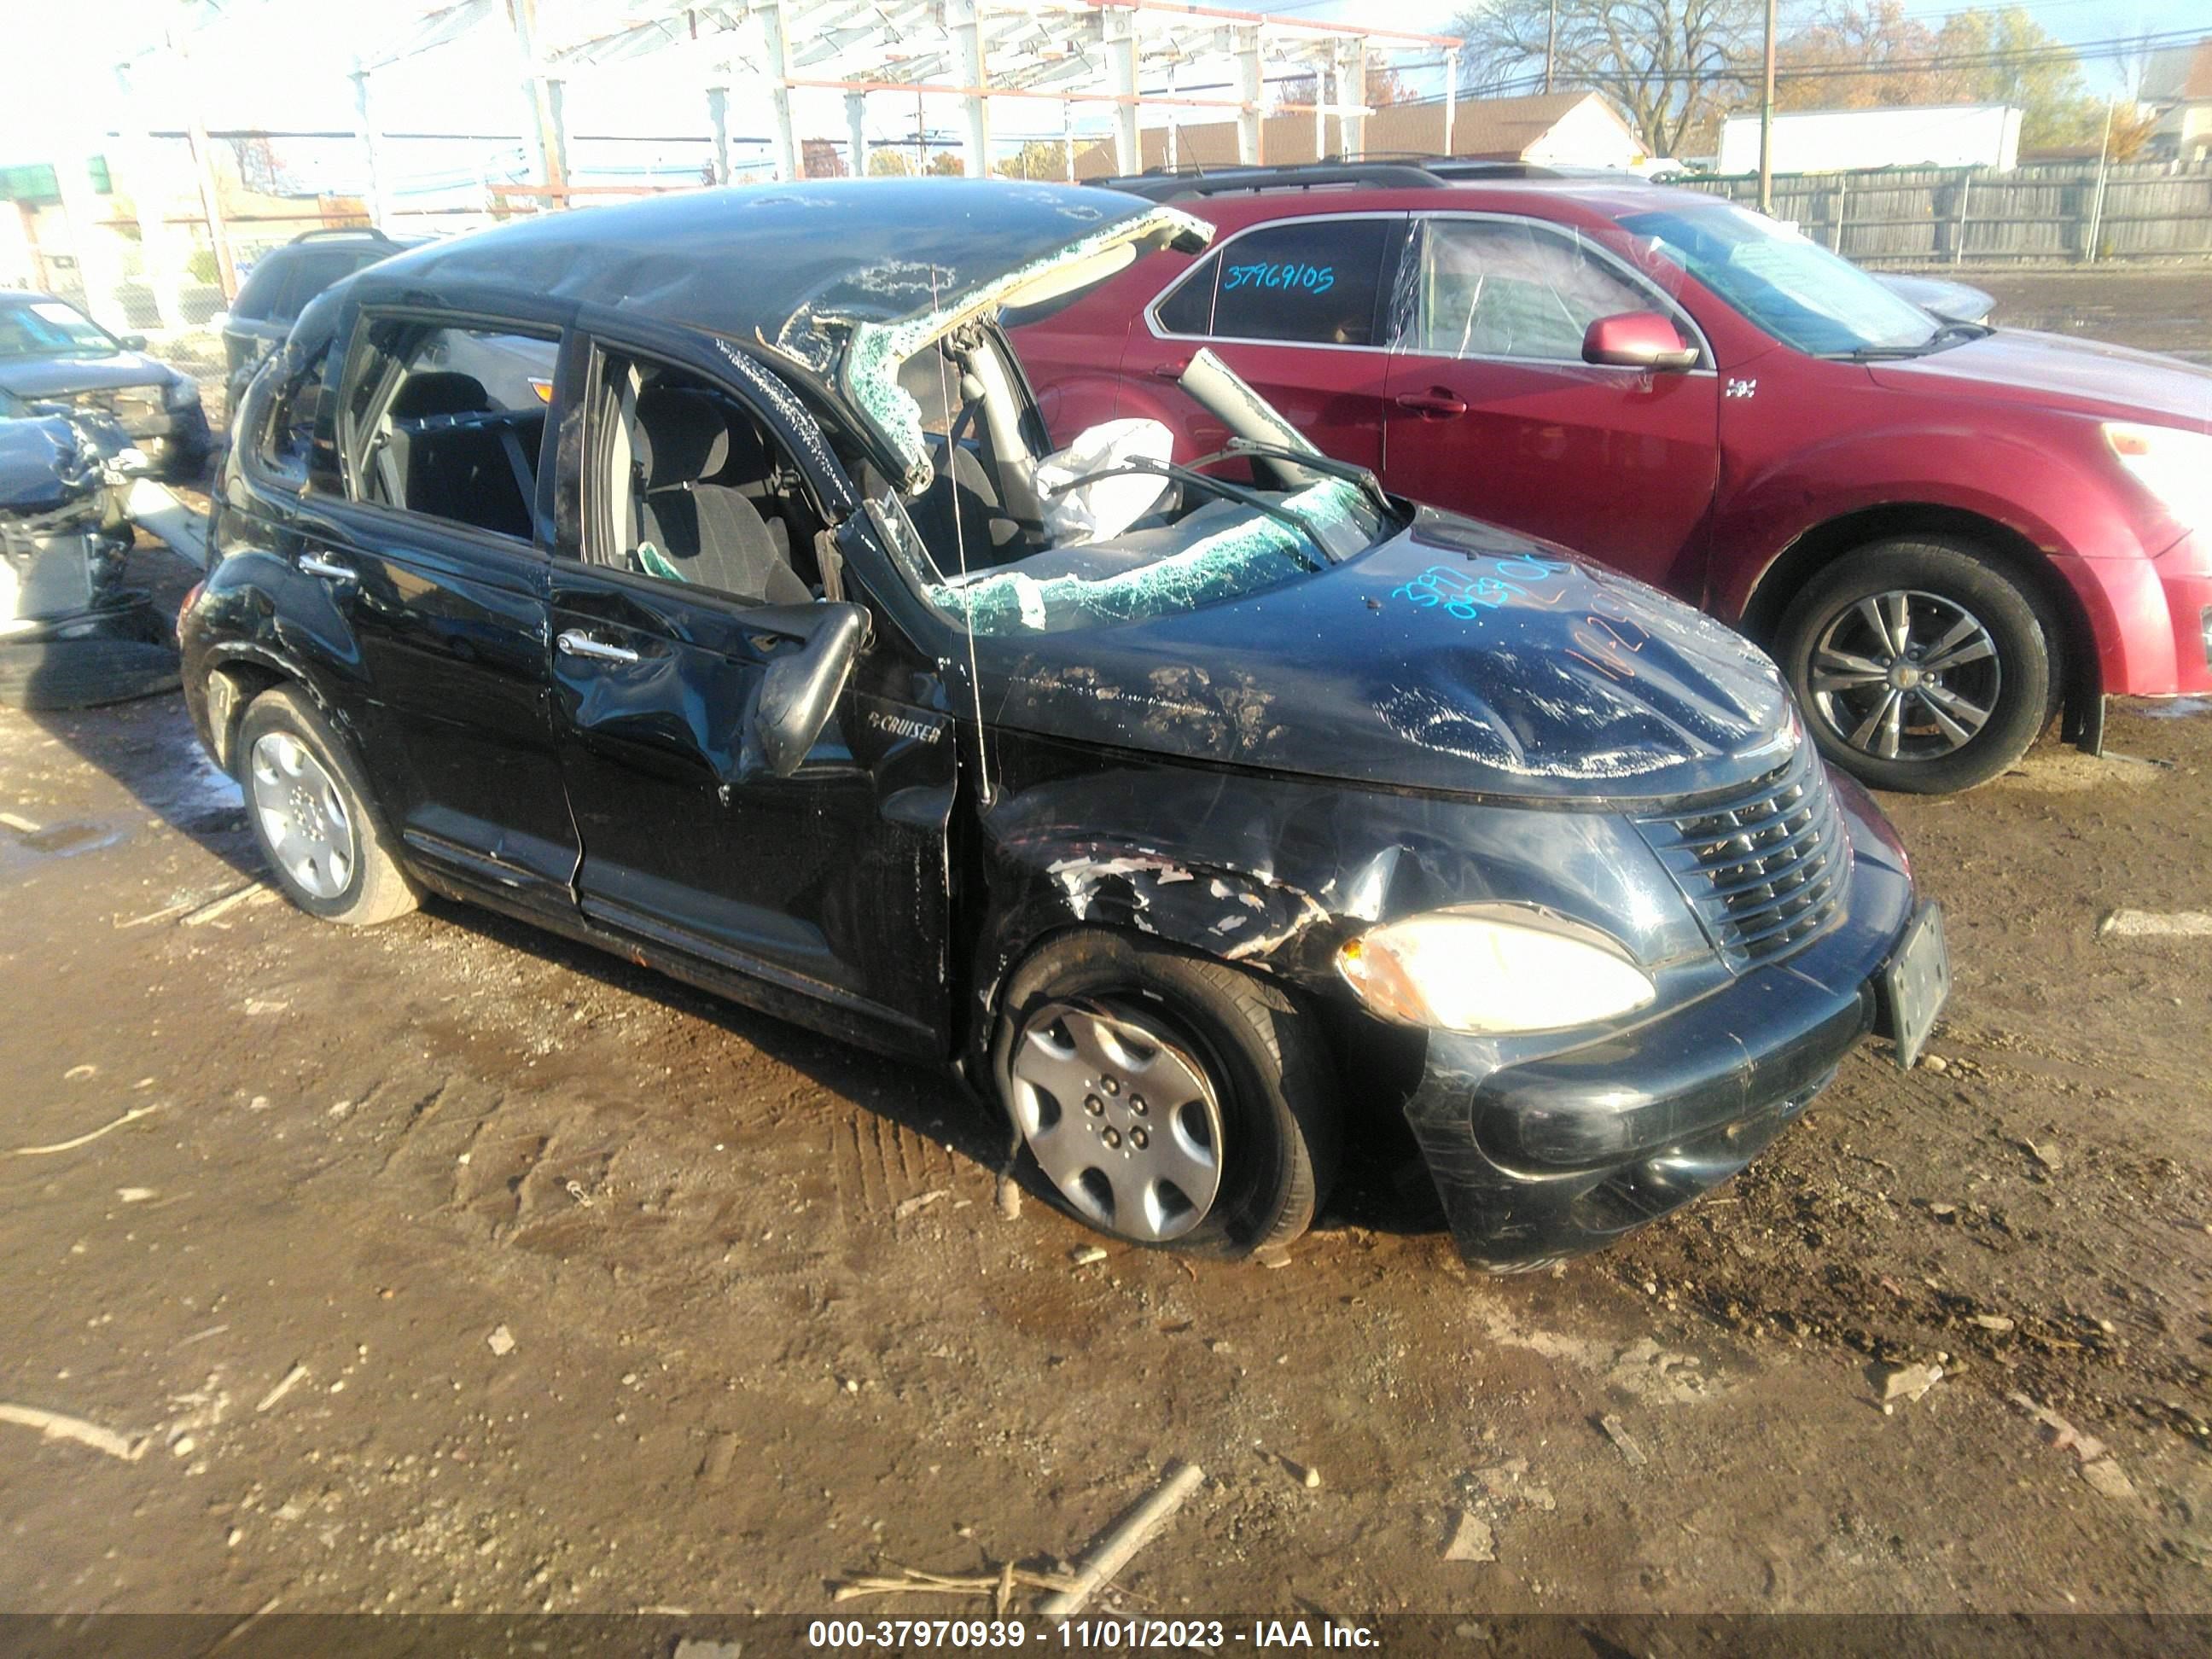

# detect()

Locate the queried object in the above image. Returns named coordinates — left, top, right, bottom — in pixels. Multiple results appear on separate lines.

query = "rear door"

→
left=1132, top=212, right=1406, bottom=471
left=294, top=309, right=578, bottom=913
left=1380, top=213, right=1720, bottom=596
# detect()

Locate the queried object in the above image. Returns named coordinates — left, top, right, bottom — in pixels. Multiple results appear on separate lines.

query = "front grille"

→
left=1636, top=743, right=1852, bottom=969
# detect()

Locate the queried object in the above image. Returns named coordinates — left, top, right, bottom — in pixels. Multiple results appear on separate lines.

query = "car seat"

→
left=632, top=387, right=809, bottom=604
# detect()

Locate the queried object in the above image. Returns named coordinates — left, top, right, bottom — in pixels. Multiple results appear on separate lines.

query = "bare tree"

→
left=1451, top=0, right=1765, bottom=158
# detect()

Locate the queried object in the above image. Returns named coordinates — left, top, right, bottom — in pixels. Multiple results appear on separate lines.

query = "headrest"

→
left=391, top=371, right=491, bottom=418
left=636, top=387, right=730, bottom=490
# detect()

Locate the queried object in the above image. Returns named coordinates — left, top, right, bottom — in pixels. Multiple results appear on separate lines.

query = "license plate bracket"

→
left=1880, top=900, right=1950, bottom=1071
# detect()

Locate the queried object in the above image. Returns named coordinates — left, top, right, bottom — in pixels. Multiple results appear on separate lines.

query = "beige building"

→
left=1075, top=90, right=1648, bottom=179
left=2143, top=36, right=2212, bottom=160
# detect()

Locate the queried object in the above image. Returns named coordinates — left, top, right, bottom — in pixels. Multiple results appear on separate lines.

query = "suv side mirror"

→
left=754, top=602, right=867, bottom=777
left=118, top=332, right=149, bottom=352
left=1582, top=311, right=1698, bottom=372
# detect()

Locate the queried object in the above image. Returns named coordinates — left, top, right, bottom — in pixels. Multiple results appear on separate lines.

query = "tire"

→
left=235, top=685, right=418, bottom=926
left=1773, top=537, right=2059, bottom=795
left=991, top=931, right=1340, bottom=1257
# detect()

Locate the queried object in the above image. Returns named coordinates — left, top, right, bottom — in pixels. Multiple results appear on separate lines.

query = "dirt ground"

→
left=2, top=269, right=2209, bottom=1627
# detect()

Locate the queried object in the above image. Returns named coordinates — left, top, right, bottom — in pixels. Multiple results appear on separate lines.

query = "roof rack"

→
left=1097, top=162, right=1450, bottom=201
left=1096, top=157, right=1627, bottom=201
left=289, top=225, right=398, bottom=244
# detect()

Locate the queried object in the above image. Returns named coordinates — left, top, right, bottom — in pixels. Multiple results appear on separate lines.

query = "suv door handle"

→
left=298, top=551, right=354, bottom=580
left=556, top=629, right=640, bottom=664
left=1394, top=390, right=1468, bottom=418
left=1150, top=358, right=1191, bottom=379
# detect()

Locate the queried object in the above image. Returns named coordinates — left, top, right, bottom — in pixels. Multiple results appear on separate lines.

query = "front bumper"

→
left=1401, top=781, right=1926, bottom=1272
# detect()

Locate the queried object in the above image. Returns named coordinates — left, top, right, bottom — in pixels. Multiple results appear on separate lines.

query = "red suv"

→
left=1013, top=162, right=2212, bottom=792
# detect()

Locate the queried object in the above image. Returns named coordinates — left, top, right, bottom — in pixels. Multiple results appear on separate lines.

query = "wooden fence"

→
left=1679, top=160, right=2212, bottom=265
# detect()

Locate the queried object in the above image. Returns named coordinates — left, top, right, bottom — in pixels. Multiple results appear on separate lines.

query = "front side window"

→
left=1154, top=218, right=1394, bottom=348
left=1400, top=218, right=1658, bottom=363
left=340, top=318, right=558, bottom=541
left=0, top=297, right=119, bottom=360
left=1620, top=202, right=1941, bottom=358
left=581, top=348, right=824, bottom=606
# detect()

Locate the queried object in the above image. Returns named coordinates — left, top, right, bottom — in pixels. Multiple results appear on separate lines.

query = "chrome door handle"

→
left=299, top=552, right=353, bottom=580
left=556, top=629, right=640, bottom=664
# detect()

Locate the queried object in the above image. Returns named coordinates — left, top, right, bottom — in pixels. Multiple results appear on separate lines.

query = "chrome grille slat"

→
left=1635, top=744, right=1853, bottom=970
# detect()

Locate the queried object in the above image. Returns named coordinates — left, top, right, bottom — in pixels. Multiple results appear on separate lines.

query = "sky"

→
left=2, top=0, right=2206, bottom=173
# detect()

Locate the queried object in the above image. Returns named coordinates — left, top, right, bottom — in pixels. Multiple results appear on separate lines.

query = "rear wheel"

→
left=1773, top=537, right=2058, bottom=794
left=992, top=931, right=1339, bottom=1256
left=236, top=685, right=418, bottom=926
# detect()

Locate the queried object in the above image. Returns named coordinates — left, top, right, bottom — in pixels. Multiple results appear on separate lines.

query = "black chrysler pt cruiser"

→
left=180, top=179, right=1948, bottom=1271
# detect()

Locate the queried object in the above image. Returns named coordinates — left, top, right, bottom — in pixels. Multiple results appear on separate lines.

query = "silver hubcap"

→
left=1809, top=588, right=2001, bottom=762
left=248, top=732, right=355, bottom=900
left=1007, top=999, right=1225, bottom=1243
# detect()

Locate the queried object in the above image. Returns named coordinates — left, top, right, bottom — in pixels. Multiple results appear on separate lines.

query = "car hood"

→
left=0, top=352, right=172, bottom=400
left=1868, top=329, right=2212, bottom=432
left=982, top=509, right=1796, bottom=804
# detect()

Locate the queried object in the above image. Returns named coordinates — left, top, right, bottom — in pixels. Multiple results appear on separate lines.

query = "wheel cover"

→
left=1007, top=998, right=1225, bottom=1243
left=1807, top=588, right=2002, bottom=763
left=248, top=731, right=356, bottom=900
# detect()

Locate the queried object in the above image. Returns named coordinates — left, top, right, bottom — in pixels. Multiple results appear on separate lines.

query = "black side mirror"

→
left=753, top=602, right=867, bottom=777
left=118, top=333, right=149, bottom=352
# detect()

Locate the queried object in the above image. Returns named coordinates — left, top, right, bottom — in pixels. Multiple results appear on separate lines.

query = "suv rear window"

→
left=1155, top=218, right=1394, bottom=348
left=236, top=243, right=393, bottom=325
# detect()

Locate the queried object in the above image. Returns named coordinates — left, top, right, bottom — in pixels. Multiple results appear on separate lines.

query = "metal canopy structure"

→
left=369, top=1, right=1464, bottom=197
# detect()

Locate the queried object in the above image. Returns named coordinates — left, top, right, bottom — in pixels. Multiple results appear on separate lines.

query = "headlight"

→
left=2104, top=422, right=2212, bottom=529
left=1336, top=906, right=1656, bottom=1036
left=163, top=375, right=201, bottom=412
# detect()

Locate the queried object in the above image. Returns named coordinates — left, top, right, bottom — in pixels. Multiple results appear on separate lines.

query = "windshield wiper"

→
left=1831, top=319, right=1994, bottom=363
left=1190, top=438, right=1396, bottom=516
left=1042, top=456, right=1329, bottom=568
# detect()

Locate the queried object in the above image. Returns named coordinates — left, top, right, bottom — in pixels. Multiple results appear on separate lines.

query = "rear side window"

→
left=340, top=318, right=559, bottom=542
left=1402, top=218, right=1656, bottom=362
left=1217, top=219, right=1393, bottom=346
left=1154, top=218, right=1394, bottom=348
left=230, top=256, right=289, bottom=324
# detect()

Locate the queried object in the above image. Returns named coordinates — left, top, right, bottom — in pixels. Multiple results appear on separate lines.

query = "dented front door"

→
left=546, top=559, right=956, bottom=1057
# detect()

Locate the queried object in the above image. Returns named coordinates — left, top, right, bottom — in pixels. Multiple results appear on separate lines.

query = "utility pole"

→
left=1543, top=0, right=1557, bottom=96
left=1757, top=0, right=1777, bottom=214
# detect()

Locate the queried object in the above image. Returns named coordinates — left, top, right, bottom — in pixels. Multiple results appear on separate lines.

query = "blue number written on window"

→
left=1224, top=260, right=1336, bottom=295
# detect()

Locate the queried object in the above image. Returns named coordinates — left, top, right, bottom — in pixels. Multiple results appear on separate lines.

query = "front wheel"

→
left=1773, top=538, right=2059, bottom=794
left=992, top=932, right=1340, bottom=1256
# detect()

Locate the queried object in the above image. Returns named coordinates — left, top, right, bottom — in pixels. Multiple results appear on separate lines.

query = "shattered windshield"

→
left=867, top=348, right=1392, bottom=637
left=917, top=475, right=1383, bottom=636
left=1620, top=203, right=1941, bottom=358
left=0, top=300, right=121, bottom=361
